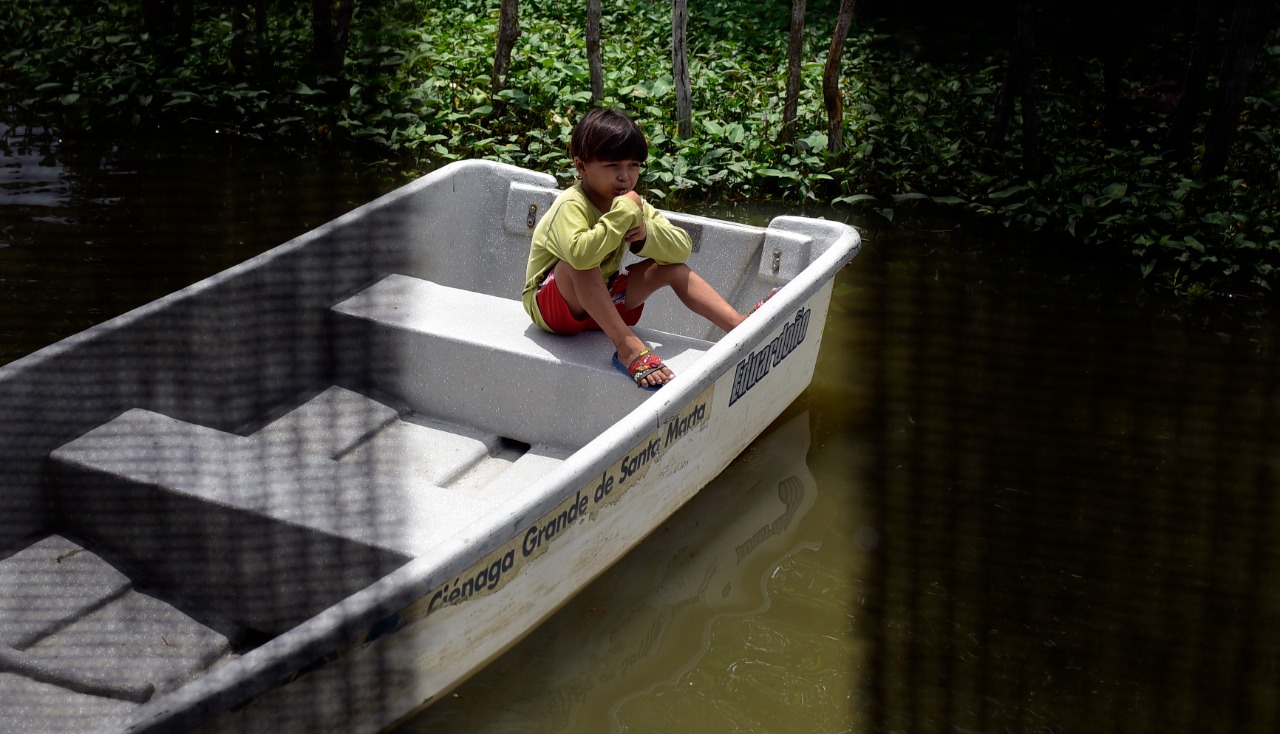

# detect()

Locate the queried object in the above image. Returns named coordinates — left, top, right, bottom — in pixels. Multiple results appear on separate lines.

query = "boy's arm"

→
left=630, top=201, right=693, bottom=264
left=553, top=197, right=643, bottom=270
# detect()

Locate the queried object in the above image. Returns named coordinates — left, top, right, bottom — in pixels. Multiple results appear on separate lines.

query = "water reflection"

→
left=0, top=125, right=68, bottom=211
left=0, top=123, right=395, bottom=365
left=402, top=408, right=858, bottom=733
left=840, top=238, right=1280, bottom=733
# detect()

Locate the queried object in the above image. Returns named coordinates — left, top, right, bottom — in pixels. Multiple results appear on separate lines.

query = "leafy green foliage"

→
left=2, top=0, right=1278, bottom=300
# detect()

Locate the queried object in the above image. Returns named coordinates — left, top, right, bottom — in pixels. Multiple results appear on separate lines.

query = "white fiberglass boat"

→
left=0, top=160, right=860, bottom=733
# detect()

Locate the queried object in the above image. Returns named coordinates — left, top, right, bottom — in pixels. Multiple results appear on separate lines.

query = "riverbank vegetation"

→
left=2, top=0, right=1277, bottom=304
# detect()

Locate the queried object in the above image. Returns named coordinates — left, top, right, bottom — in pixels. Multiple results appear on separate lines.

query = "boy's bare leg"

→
left=553, top=261, right=674, bottom=387
left=624, top=260, right=746, bottom=332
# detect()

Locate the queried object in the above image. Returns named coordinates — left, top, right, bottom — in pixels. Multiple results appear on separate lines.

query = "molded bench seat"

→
left=48, top=386, right=571, bottom=633
left=331, top=274, right=716, bottom=449
left=0, top=535, right=234, bottom=728
left=50, top=406, right=412, bottom=634
left=0, top=535, right=131, bottom=651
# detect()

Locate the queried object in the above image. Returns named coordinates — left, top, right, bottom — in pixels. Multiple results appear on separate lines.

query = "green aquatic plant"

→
left=2, top=0, right=1277, bottom=302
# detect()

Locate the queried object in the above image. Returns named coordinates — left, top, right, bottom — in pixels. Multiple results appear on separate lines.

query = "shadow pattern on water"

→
left=844, top=235, right=1280, bottom=733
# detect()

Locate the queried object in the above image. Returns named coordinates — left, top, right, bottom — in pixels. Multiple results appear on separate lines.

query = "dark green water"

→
left=403, top=231, right=1280, bottom=732
left=0, top=123, right=394, bottom=365
left=3, top=126, right=1278, bottom=732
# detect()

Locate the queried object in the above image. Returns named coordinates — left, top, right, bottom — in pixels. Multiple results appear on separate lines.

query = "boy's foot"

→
left=612, top=349, right=673, bottom=391
left=747, top=287, right=780, bottom=316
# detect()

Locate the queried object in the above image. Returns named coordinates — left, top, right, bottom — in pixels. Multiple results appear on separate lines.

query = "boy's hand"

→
left=624, top=220, right=647, bottom=245
left=621, top=190, right=646, bottom=246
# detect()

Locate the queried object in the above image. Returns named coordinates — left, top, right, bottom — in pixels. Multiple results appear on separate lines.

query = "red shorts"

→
left=535, top=269, right=643, bottom=335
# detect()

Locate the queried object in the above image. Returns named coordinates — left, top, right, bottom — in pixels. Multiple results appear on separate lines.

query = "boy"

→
left=521, top=108, right=761, bottom=390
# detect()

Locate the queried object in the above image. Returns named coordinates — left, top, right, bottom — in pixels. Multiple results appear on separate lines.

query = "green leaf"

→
left=834, top=193, right=878, bottom=205
left=1102, top=182, right=1128, bottom=199
left=988, top=185, right=1028, bottom=200
left=800, top=131, right=827, bottom=150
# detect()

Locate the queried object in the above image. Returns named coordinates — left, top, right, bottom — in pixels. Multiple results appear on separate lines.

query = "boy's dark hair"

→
left=570, top=108, right=648, bottom=163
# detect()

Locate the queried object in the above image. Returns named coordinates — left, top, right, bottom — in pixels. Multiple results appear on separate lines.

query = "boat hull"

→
left=0, top=160, right=858, bottom=733
left=190, top=285, right=833, bottom=734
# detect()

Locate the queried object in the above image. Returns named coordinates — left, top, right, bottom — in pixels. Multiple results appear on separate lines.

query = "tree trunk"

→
left=1016, top=0, right=1039, bottom=176
left=312, top=0, right=333, bottom=73
left=987, top=0, right=1038, bottom=175
left=1098, top=0, right=1141, bottom=147
left=231, top=1, right=248, bottom=72
left=1100, top=39, right=1127, bottom=146
left=587, top=0, right=604, bottom=104
left=492, top=0, right=521, bottom=101
left=142, top=0, right=193, bottom=52
left=823, top=0, right=856, bottom=154
left=255, top=0, right=269, bottom=68
left=1167, top=0, right=1216, bottom=161
left=176, top=0, right=194, bottom=50
left=311, top=0, right=353, bottom=78
left=672, top=0, right=693, bottom=138
left=142, top=0, right=169, bottom=37
left=1201, top=0, right=1272, bottom=179
left=779, top=0, right=807, bottom=145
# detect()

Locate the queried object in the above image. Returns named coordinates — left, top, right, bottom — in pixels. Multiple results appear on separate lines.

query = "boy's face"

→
left=575, top=157, right=642, bottom=209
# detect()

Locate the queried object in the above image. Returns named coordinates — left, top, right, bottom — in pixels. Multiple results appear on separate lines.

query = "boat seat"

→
left=49, top=406, right=412, bottom=635
left=330, top=274, right=716, bottom=449
left=0, top=534, right=235, bottom=729
left=47, top=386, right=569, bottom=634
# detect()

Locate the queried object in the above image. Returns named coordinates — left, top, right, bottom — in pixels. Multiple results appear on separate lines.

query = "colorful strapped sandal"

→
left=612, top=348, right=671, bottom=392
left=747, top=287, right=779, bottom=316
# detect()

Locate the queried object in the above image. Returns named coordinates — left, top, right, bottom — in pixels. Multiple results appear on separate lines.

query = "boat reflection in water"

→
left=402, top=408, right=848, bottom=732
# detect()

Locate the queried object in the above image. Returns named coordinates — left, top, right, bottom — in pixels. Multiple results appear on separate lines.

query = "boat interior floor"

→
left=0, top=534, right=237, bottom=732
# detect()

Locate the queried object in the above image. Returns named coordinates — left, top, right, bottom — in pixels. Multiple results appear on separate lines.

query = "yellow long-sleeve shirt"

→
left=522, top=183, right=692, bottom=332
